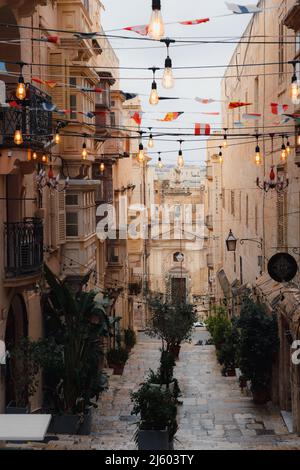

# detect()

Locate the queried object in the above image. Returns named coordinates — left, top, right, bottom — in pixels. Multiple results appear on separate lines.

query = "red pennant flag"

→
left=271, top=103, right=288, bottom=115
left=130, top=111, right=142, bottom=125
left=195, top=123, right=211, bottom=136
left=46, top=35, right=60, bottom=44
left=228, top=102, right=252, bottom=109
left=158, top=112, right=184, bottom=122
left=8, top=100, right=21, bottom=109
left=32, top=77, right=57, bottom=89
left=200, top=112, right=220, bottom=116
left=180, top=18, right=210, bottom=25
left=123, top=25, right=149, bottom=36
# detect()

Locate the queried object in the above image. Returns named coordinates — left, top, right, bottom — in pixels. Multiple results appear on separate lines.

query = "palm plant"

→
left=42, top=264, right=119, bottom=414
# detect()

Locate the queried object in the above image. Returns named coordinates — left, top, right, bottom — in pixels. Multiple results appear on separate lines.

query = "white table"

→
left=0, top=414, right=51, bottom=443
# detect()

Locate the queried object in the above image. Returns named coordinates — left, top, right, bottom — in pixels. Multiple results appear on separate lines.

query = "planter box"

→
left=138, top=429, right=172, bottom=450
left=48, top=409, right=92, bottom=435
left=6, top=402, right=30, bottom=414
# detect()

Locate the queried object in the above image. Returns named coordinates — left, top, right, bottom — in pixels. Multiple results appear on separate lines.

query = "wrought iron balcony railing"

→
left=4, top=218, right=44, bottom=278
left=0, top=83, right=52, bottom=150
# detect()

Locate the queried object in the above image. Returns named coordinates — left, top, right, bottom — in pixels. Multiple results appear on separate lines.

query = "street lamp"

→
left=226, top=229, right=238, bottom=252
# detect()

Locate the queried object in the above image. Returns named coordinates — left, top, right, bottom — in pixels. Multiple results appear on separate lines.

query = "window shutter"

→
left=57, top=189, right=66, bottom=244
left=48, top=51, right=66, bottom=113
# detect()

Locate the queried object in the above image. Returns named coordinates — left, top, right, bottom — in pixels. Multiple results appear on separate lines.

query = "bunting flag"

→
left=271, top=103, right=288, bottom=115
left=234, top=121, right=245, bottom=128
left=180, top=18, right=210, bottom=25
left=283, top=113, right=300, bottom=120
left=124, top=93, right=138, bottom=101
left=56, top=109, right=70, bottom=115
left=79, top=111, right=96, bottom=119
left=242, top=113, right=261, bottom=119
left=32, top=77, right=57, bottom=88
left=123, top=25, right=149, bottom=36
left=8, top=100, right=21, bottom=109
left=34, top=36, right=60, bottom=44
left=74, top=32, right=100, bottom=40
left=195, top=97, right=215, bottom=104
left=200, top=112, right=220, bottom=116
left=42, top=102, right=57, bottom=112
left=228, top=101, right=252, bottom=109
left=0, top=62, right=8, bottom=73
left=195, top=123, right=211, bottom=136
left=129, top=111, right=142, bottom=125
left=158, top=112, right=184, bottom=122
left=225, top=2, right=262, bottom=14
left=78, top=87, right=104, bottom=93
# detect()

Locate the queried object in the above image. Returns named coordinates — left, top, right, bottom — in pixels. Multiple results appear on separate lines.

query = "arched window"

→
left=173, top=252, right=184, bottom=263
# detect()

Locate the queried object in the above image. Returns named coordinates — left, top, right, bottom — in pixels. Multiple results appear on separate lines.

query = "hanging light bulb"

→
left=42, top=153, right=47, bottom=163
left=254, top=135, right=262, bottom=166
left=16, top=74, right=26, bottom=100
left=177, top=150, right=184, bottom=168
left=157, top=152, right=164, bottom=169
left=54, top=132, right=60, bottom=144
left=100, top=162, right=105, bottom=173
left=290, top=63, right=300, bottom=104
left=149, top=80, right=159, bottom=105
left=219, top=147, right=223, bottom=164
left=286, top=137, right=291, bottom=155
left=297, top=131, right=300, bottom=146
left=32, top=151, right=37, bottom=160
left=223, top=129, right=228, bottom=149
left=138, top=143, right=145, bottom=163
left=82, top=142, right=88, bottom=160
left=148, top=0, right=165, bottom=40
left=281, top=136, right=287, bottom=162
left=14, top=126, right=23, bottom=145
left=162, top=39, right=175, bottom=89
left=148, top=129, right=154, bottom=148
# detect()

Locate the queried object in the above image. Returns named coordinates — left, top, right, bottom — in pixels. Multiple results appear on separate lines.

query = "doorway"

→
left=171, top=277, right=186, bottom=304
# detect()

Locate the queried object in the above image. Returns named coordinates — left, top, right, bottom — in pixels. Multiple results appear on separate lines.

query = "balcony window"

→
left=70, top=94, right=77, bottom=120
left=108, top=246, right=119, bottom=263
left=66, top=212, right=78, bottom=237
left=66, top=194, right=79, bottom=206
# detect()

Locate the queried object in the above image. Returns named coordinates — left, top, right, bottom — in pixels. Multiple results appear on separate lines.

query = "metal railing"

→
left=0, top=83, right=52, bottom=149
left=4, top=218, right=43, bottom=278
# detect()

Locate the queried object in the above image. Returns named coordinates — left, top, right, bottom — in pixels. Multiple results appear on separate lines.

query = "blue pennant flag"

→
left=0, top=62, right=8, bottom=73
left=225, top=2, right=262, bottom=14
left=42, top=102, right=57, bottom=112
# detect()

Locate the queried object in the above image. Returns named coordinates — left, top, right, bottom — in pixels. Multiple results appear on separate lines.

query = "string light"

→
left=222, top=128, right=228, bottom=149
left=290, top=61, right=300, bottom=104
left=149, top=67, right=159, bottom=105
left=138, top=142, right=145, bottom=163
left=255, top=134, right=262, bottom=166
left=148, top=0, right=165, bottom=40
left=157, top=152, right=164, bottom=168
left=100, top=162, right=105, bottom=173
left=281, top=135, right=287, bottom=162
left=16, top=62, right=26, bottom=100
left=42, top=153, right=47, bottom=163
left=286, top=136, right=291, bottom=155
left=14, top=126, right=23, bottom=145
left=177, top=140, right=184, bottom=168
left=148, top=128, right=154, bottom=148
left=54, top=131, right=60, bottom=144
left=297, top=131, right=300, bottom=146
left=32, top=152, right=37, bottom=160
left=219, top=147, right=223, bottom=164
left=162, top=38, right=175, bottom=89
left=82, top=141, right=88, bottom=160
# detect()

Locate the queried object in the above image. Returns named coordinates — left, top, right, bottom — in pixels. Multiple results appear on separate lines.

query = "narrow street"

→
left=37, top=331, right=300, bottom=450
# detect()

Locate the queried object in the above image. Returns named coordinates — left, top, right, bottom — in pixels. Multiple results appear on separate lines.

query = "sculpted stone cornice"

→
left=0, top=0, right=49, bottom=17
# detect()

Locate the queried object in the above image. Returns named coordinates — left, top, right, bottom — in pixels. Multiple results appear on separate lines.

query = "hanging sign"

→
left=268, top=253, right=298, bottom=283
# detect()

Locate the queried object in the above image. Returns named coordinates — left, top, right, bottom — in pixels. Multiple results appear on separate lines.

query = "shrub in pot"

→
left=107, top=348, right=129, bottom=375
left=5, top=337, right=42, bottom=414
left=146, top=351, right=181, bottom=401
left=131, top=382, right=178, bottom=450
left=237, top=298, right=279, bottom=404
left=146, top=297, right=197, bottom=360
left=41, top=264, right=113, bottom=434
left=217, top=320, right=239, bottom=376
left=206, top=306, right=231, bottom=351
left=124, top=328, right=136, bottom=352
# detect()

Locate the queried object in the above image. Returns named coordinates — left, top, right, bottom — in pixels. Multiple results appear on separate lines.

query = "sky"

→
left=101, top=0, right=253, bottom=166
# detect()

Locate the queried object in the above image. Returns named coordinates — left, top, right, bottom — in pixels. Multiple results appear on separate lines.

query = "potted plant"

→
left=237, top=298, right=279, bottom=405
left=131, top=382, right=178, bottom=450
left=124, top=328, right=137, bottom=352
left=107, top=347, right=129, bottom=375
left=217, top=320, right=239, bottom=377
left=5, top=337, right=41, bottom=414
left=146, top=297, right=197, bottom=360
left=41, top=264, right=113, bottom=435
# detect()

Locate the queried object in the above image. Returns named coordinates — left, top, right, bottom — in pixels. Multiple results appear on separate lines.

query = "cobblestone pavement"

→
left=15, top=331, right=300, bottom=450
